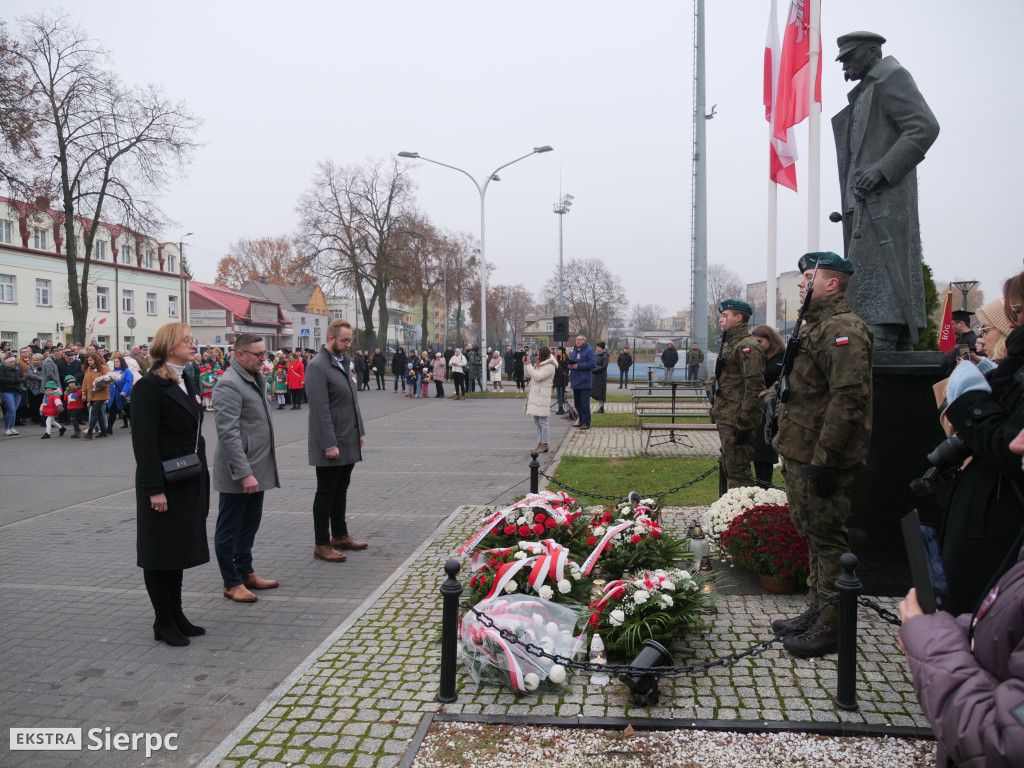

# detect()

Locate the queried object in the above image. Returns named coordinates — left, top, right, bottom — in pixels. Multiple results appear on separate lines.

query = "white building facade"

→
left=0, top=198, right=187, bottom=350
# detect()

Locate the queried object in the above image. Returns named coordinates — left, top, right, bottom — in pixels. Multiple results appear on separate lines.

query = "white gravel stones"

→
left=412, top=722, right=936, bottom=768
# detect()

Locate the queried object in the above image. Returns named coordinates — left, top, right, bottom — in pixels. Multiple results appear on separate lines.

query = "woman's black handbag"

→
left=161, top=420, right=201, bottom=483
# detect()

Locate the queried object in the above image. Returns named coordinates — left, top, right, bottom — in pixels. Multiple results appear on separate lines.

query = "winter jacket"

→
left=108, top=367, right=134, bottom=411
left=591, top=348, right=609, bottom=401
left=0, top=361, right=24, bottom=393
left=617, top=351, right=633, bottom=372
left=450, top=353, right=467, bottom=374
left=900, top=542, right=1024, bottom=768
left=287, top=359, right=305, bottom=389
left=40, top=393, right=64, bottom=417
left=431, top=357, right=446, bottom=380
left=391, top=351, right=407, bottom=375
left=661, top=345, right=679, bottom=368
left=941, top=325, right=1024, bottom=615
left=569, top=342, right=596, bottom=390
left=371, top=352, right=387, bottom=372
left=554, top=351, right=569, bottom=388
left=524, top=358, right=557, bottom=417
left=26, top=363, right=45, bottom=396
left=82, top=363, right=112, bottom=403
left=42, top=356, right=62, bottom=394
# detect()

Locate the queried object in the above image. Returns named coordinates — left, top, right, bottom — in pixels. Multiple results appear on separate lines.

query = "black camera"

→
left=909, top=434, right=972, bottom=497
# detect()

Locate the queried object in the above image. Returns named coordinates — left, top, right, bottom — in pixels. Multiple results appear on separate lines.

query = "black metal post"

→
left=717, top=455, right=727, bottom=497
left=834, top=551, right=862, bottom=711
left=529, top=451, right=540, bottom=494
left=438, top=559, right=463, bottom=703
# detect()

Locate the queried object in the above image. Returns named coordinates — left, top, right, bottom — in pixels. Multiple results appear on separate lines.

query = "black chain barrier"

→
left=858, top=596, right=903, bottom=627
left=539, top=465, right=721, bottom=503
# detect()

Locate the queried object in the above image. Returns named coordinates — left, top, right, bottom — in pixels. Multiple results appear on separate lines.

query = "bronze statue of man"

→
left=832, top=32, right=940, bottom=351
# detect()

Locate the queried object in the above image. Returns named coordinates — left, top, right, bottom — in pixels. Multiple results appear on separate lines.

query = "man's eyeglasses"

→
left=238, top=349, right=267, bottom=360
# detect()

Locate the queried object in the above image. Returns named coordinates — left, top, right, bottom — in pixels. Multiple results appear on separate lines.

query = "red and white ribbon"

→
left=457, top=492, right=576, bottom=555
left=581, top=521, right=633, bottom=575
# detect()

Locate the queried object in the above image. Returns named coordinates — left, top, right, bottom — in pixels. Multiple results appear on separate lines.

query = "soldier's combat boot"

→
left=782, top=618, right=838, bottom=658
left=770, top=605, right=819, bottom=637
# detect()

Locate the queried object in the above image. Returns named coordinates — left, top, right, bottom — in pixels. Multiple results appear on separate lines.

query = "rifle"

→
left=764, top=258, right=820, bottom=442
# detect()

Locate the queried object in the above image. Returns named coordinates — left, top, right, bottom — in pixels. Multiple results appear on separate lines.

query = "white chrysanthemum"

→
left=677, top=569, right=691, bottom=581
left=660, top=580, right=676, bottom=591
left=538, top=585, right=554, bottom=600
left=517, top=516, right=527, bottom=526
left=661, top=594, right=674, bottom=607
left=504, top=580, right=518, bottom=593
left=609, top=609, right=625, bottom=626
left=548, top=664, right=567, bottom=684
left=641, top=498, right=655, bottom=506
left=523, top=673, right=540, bottom=691
left=593, top=526, right=606, bottom=537
left=514, top=551, right=528, bottom=560
left=557, top=579, right=572, bottom=594
left=633, top=589, right=650, bottom=605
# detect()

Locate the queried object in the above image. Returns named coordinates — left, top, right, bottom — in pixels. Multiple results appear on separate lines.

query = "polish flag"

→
left=773, top=0, right=822, bottom=143
left=938, top=291, right=955, bottom=353
left=765, top=0, right=798, bottom=191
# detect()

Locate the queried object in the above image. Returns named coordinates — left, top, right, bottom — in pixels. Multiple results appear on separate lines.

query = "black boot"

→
left=144, top=570, right=189, bottom=647
left=782, top=618, right=838, bottom=658
left=771, top=605, right=819, bottom=637
left=169, top=570, right=205, bottom=637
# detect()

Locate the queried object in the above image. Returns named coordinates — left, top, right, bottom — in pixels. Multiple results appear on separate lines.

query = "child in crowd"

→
left=63, top=375, right=86, bottom=438
left=39, top=380, right=64, bottom=439
left=405, top=363, right=417, bottom=398
left=199, top=365, right=216, bottom=411
left=273, top=362, right=288, bottom=408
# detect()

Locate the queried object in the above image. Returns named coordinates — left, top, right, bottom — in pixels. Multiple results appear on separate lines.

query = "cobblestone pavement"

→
left=562, top=426, right=721, bottom=458
left=209, top=505, right=924, bottom=768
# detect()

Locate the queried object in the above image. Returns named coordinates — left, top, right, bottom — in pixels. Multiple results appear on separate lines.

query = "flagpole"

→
left=767, top=180, right=778, bottom=330
left=807, top=0, right=821, bottom=251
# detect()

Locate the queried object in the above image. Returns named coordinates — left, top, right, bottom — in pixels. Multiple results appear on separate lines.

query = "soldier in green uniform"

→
left=771, top=252, right=873, bottom=658
left=711, top=299, right=765, bottom=489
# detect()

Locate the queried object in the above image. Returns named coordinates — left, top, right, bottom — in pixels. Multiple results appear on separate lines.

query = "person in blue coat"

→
left=568, top=334, right=596, bottom=430
left=106, top=354, right=134, bottom=433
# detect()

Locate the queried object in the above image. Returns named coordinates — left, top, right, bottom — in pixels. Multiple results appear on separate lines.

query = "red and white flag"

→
left=773, top=0, right=822, bottom=143
left=938, top=291, right=955, bottom=353
left=765, top=0, right=798, bottom=191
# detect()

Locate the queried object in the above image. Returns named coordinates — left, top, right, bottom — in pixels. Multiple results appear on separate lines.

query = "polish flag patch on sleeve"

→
left=741, top=346, right=751, bottom=353
left=835, top=336, right=850, bottom=346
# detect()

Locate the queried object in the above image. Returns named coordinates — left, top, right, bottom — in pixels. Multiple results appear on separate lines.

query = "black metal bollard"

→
left=530, top=451, right=540, bottom=494
left=834, top=551, right=862, bottom=711
left=438, top=559, right=463, bottom=703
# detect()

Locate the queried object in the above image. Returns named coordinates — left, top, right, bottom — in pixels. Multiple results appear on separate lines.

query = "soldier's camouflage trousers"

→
left=717, top=423, right=755, bottom=490
left=781, top=457, right=855, bottom=623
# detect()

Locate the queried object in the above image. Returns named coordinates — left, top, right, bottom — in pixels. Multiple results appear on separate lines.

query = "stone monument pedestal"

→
left=849, top=350, right=947, bottom=595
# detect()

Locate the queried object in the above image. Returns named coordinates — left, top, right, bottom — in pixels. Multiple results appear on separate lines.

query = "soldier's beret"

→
left=951, top=310, right=973, bottom=324
left=798, top=251, right=855, bottom=275
left=719, top=299, right=753, bottom=315
left=836, top=31, right=886, bottom=60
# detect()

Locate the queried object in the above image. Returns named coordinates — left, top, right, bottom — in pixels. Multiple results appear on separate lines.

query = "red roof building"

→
left=188, top=281, right=292, bottom=350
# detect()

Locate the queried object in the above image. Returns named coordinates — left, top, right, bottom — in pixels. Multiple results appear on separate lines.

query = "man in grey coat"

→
left=306, top=319, right=367, bottom=563
left=213, top=333, right=281, bottom=603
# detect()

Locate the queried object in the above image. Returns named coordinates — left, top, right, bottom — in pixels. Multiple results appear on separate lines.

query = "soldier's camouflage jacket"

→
left=711, top=322, right=764, bottom=430
left=774, top=293, right=873, bottom=470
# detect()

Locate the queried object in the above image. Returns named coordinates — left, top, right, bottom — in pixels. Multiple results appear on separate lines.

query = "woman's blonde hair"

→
left=149, top=322, right=192, bottom=382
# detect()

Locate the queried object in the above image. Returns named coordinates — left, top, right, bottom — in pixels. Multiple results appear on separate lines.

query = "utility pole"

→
left=553, top=193, right=574, bottom=316
left=690, top=0, right=709, bottom=367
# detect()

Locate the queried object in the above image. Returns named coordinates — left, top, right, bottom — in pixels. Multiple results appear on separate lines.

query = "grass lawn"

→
left=550, top=455, right=784, bottom=506
left=590, top=412, right=711, bottom=429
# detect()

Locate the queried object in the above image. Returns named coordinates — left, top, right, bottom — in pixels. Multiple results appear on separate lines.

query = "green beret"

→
left=45, top=380, right=58, bottom=389
left=836, top=31, right=885, bottom=60
left=797, top=251, right=855, bottom=275
left=719, top=299, right=753, bottom=315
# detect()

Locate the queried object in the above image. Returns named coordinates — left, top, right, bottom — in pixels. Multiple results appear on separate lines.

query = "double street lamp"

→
left=398, top=146, right=553, bottom=352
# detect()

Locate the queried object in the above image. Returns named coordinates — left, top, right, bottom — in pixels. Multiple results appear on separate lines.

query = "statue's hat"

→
left=836, top=31, right=886, bottom=60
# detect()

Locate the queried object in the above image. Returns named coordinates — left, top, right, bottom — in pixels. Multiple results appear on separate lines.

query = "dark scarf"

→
left=986, top=325, right=1024, bottom=393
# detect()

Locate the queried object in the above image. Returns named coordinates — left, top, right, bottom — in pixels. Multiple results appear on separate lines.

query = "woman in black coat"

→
left=131, top=322, right=210, bottom=647
left=752, top=325, right=785, bottom=486
left=553, top=347, right=569, bottom=414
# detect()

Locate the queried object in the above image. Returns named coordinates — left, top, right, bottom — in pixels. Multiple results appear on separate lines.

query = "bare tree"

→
left=441, top=230, right=480, bottom=346
left=631, top=303, right=664, bottom=331
left=0, top=20, right=43, bottom=195
left=490, top=284, right=535, bottom=347
left=16, top=12, right=199, bottom=343
left=296, top=158, right=414, bottom=350
left=706, top=263, right=745, bottom=321
left=391, top=214, right=443, bottom=343
left=541, top=257, right=626, bottom=341
left=214, top=236, right=313, bottom=289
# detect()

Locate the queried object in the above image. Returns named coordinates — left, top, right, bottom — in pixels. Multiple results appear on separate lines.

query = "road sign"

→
left=126, top=317, right=136, bottom=329
left=300, top=328, right=310, bottom=337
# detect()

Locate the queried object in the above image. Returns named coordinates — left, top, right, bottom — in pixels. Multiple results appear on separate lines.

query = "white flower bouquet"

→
left=704, top=485, right=788, bottom=550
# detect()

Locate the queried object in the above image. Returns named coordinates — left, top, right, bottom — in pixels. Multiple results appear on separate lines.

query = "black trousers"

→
left=313, top=463, right=355, bottom=545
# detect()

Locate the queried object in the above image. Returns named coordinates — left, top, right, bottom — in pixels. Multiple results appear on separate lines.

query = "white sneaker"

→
left=8, top=428, right=18, bottom=435
left=4, top=428, right=11, bottom=436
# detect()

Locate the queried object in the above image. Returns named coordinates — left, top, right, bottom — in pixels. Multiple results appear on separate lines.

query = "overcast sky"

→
left=9, top=1, right=1022, bottom=318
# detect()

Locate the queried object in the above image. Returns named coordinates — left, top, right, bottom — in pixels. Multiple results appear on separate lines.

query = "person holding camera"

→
left=938, top=274, right=1024, bottom=616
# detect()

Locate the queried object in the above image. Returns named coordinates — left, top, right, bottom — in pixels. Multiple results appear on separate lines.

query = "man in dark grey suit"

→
left=305, top=319, right=367, bottom=563
left=213, top=333, right=281, bottom=603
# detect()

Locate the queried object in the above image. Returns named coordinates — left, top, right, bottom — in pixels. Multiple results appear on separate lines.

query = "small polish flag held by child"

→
left=835, top=336, right=850, bottom=346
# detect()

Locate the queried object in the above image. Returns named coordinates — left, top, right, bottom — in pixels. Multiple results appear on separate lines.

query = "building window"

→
left=37, top=332, right=52, bottom=343
left=96, top=286, right=109, bottom=311
left=314, top=317, right=320, bottom=326
left=124, top=336, right=133, bottom=348
left=121, top=244, right=132, bottom=265
left=95, top=241, right=107, bottom=261
left=35, top=278, right=52, bottom=306
left=0, top=219, right=11, bottom=244
left=546, top=323, right=553, bottom=331
left=168, top=295, right=178, bottom=317
left=166, top=254, right=176, bottom=273
left=0, top=331, right=17, bottom=348
left=145, top=249, right=155, bottom=269
left=146, top=292, right=157, bottom=315
left=0, top=274, right=15, bottom=303
left=34, top=227, right=47, bottom=250
left=121, top=289, right=134, bottom=313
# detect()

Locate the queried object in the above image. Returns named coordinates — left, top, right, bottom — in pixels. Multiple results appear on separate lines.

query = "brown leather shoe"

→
left=243, top=573, right=279, bottom=590
left=222, top=584, right=258, bottom=603
left=313, top=544, right=346, bottom=562
left=331, top=535, right=368, bottom=550
left=537, top=443, right=548, bottom=453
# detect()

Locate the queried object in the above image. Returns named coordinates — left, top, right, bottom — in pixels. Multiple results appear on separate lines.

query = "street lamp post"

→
left=950, top=280, right=978, bottom=313
left=398, top=147, right=553, bottom=353
left=179, top=232, right=193, bottom=323
left=553, top=193, right=574, bottom=316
